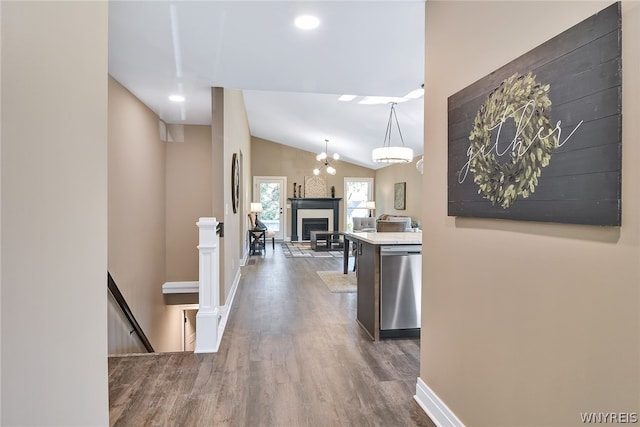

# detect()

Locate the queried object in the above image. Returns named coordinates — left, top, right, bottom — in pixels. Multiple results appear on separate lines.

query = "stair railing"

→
left=107, top=272, right=155, bottom=353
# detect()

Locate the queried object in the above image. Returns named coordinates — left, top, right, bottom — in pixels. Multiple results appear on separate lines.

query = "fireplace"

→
left=288, top=198, right=341, bottom=242
left=301, top=218, right=329, bottom=240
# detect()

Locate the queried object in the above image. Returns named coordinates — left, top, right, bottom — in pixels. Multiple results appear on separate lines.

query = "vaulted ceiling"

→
left=108, top=1, right=425, bottom=170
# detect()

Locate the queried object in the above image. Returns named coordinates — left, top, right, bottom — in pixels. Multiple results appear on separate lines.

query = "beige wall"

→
left=374, top=156, right=423, bottom=224
left=166, top=125, right=212, bottom=281
left=211, top=88, right=226, bottom=302
left=422, top=2, right=640, bottom=426
left=251, top=137, right=375, bottom=236
left=108, top=76, right=182, bottom=353
left=1, top=2, right=109, bottom=424
left=223, top=89, right=251, bottom=297
left=213, top=88, right=251, bottom=301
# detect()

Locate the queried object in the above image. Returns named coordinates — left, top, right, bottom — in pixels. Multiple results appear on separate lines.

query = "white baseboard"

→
left=213, top=268, right=241, bottom=351
left=414, top=377, right=465, bottom=427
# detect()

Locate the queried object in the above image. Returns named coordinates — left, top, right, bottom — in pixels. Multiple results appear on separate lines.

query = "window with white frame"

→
left=344, top=177, right=374, bottom=231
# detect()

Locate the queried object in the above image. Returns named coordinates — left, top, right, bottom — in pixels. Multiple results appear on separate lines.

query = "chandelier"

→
left=372, top=102, right=413, bottom=163
left=313, top=139, right=339, bottom=175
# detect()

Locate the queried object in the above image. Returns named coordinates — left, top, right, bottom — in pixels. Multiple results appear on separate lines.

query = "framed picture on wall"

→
left=394, top=182, right=406, bottom=210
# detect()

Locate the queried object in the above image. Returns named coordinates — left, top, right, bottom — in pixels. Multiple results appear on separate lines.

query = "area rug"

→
left=281, top=242, right=348, bottom=259
left=316, top=270, right=357, bottom=293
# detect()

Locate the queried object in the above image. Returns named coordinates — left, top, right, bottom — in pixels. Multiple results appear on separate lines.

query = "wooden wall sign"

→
left=447, top=2, right=621, bottom=225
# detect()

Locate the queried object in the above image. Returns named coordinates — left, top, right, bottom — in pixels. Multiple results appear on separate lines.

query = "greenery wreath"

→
left=468, top=72, right=557, bottom=209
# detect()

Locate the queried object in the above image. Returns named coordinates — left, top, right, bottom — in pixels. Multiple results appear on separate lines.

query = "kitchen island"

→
left=345, top=231, right=422, bottom=341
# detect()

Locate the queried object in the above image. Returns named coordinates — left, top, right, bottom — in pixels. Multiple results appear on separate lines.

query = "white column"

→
left=195, top=217, right=220, bottom=353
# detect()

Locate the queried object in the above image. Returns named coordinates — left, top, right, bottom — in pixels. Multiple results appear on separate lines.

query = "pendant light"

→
left=372, top=102, right=413, bottom=163
left=313, top=139, right=339, bottom=175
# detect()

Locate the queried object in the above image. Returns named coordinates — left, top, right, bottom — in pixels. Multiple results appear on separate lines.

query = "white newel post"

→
left=195, top=217, right=220, bottom=353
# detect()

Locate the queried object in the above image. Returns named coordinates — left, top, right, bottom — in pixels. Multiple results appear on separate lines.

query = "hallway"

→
left=109, top=245, right=433, bottom=426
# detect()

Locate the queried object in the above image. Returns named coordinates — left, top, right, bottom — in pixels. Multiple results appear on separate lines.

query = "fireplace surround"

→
left=289, top=198, right=341, bottom=242
left=301, top=218, right=329, bottom=240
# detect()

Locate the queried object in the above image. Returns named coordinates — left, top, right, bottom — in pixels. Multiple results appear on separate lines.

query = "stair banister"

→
left=107, top=272, right=155, bottom=353
left=195, top=217, right=221, bottom=353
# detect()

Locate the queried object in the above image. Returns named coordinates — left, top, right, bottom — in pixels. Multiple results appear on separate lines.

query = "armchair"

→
left=352, top=217, right=376, bottom=232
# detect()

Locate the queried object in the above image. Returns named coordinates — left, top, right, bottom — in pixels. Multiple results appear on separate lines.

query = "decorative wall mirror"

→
left=231, top=153, right=240, bottom=213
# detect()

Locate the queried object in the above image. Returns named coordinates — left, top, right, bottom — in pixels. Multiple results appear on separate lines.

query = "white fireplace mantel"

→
left=288, top=198, right=342, bottom=242
left=297, top=209, right=334, bottom=241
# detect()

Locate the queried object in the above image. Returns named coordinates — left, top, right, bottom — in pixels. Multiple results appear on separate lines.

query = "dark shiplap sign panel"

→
left=447, top=2, right=621, bottom=225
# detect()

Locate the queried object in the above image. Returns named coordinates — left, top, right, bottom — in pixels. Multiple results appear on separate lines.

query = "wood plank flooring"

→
left=109, top=245, right=434, bottom=426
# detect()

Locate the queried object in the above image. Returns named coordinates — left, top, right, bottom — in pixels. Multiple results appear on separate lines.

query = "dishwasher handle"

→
left=380, top=245, right=422, bottom=255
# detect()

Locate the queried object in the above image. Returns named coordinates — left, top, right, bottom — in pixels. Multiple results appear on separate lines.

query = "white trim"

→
left=195, top=217, right=220, bottom=353
left=194, top=310, right=219, bottom=353
left=165, top=269, right=240, bottom=352
left=414, top=377, right=465, bottom=427
left=214, top=268, right=241, bottom=351
left=297, top=209, right=334, bottom=238
left=343, top=177, right=374, bottom=231
left=162, top=281, right=199, bottom=294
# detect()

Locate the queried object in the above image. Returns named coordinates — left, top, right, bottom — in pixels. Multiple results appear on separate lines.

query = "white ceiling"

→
left=108, top=1, right=425, bottom=170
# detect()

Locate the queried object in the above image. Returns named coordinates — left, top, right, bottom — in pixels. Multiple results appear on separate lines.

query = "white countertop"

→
left=345, top=231, right=422, bottom=245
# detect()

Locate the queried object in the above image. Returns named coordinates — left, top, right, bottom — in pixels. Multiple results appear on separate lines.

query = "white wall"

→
left=1, top=2, right=109, bottom=425
left=422, top=2, right=640, bottom=426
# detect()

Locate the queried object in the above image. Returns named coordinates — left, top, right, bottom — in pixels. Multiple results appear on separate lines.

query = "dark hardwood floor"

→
left=109, top=245, right=434, bottom=426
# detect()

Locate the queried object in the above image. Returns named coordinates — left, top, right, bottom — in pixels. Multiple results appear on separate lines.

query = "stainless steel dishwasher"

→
left=379, top=245, right=422, bottom=337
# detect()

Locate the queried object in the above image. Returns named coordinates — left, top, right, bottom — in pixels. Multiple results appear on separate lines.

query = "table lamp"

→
left=250, top=202, right=263, bottom=219
left=365, top=201, right=376, bottom=217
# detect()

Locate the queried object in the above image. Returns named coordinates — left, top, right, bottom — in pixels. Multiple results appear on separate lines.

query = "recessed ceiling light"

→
left=338, top=95, right=357, bottom=102
left=295, top=15, right=320, bottom=30
left=169, top=94, right=185, bottom=102
left=358, top=96, right=409, bottom=105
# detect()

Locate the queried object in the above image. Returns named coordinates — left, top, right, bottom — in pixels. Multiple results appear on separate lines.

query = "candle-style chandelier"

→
left=313, top=139, right=339, bottom=175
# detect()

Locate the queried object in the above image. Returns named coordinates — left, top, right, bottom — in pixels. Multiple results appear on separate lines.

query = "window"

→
left=344, top=177, right=374, bottom=231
